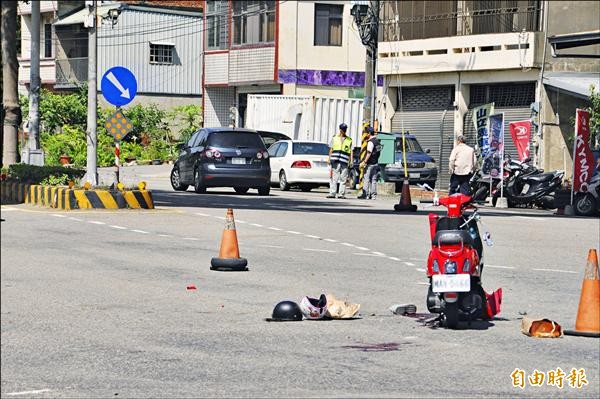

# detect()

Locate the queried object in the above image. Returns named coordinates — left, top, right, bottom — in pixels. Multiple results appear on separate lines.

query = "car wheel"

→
left=170, top=166, right=189, bottom=191
left=279, top=171, right=290, bottom=191
left=299, top=184, right=312, bottom=192
left=258, top=185, right=270, bottom=196
left=234, top=187, right=249, bottom=194
left=194, top=168, right=206, bottom=194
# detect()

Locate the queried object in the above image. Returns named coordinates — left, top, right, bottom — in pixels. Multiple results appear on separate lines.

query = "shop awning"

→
left=543, top=72, right=600, bottom=99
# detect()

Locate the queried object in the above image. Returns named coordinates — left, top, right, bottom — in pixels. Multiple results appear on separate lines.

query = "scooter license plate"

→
left=431, top=274, right=471, bottom=293
left=521, top=183, right=530, bottom=194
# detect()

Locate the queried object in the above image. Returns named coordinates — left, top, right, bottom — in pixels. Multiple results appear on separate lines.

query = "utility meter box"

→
left=376, top=132, right=396, bottom=165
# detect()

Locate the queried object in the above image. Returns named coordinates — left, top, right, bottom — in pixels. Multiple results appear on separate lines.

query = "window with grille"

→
left=149, top=43, right=174, bottom=64
left=233, top=1, right=275, bottom=46
left=44, top=23, right=52, bottom=58
left=314, top=3, right=343, bottom=46
left=207, top=0, right=228, bottom=50
left=470, top=83, right=536, bottom=107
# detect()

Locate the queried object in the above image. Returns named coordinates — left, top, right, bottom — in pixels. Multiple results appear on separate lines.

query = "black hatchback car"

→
left=170, top=128, right=271, bottom=195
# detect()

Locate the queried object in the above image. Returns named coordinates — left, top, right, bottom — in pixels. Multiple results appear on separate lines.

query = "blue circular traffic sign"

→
left=101, top=66, right=137, bottom=107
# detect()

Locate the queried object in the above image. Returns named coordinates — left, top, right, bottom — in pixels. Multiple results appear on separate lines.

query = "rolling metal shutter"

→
left=392, top=86, right=455, bottom=188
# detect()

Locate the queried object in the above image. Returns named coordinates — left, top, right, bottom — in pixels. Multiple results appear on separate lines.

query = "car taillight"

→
left=291, top=160, right=311, bottom=168
left=205, top=149, right=221, bottom=159
left=256, top=150, right=269, bottom=160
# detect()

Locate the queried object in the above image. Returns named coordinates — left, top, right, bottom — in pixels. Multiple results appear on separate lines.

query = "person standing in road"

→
left=449, top=135, right=476, bottom=195
left=327, top=123, right=353, bottom=199
left=358, top=127, right=382, bottom=199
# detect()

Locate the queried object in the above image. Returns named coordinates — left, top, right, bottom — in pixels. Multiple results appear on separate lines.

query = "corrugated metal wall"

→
left=246, top=95, right=364, bottom=145
left=97, top=9, right=202, bottom=95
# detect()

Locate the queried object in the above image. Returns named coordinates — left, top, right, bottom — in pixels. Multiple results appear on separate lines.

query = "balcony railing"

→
left=55, top=57, right=88, bottom=88
left=380, top=1, right=542, bottom=42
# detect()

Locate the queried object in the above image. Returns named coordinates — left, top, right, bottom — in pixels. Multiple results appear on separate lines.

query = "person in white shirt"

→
left=449, top=135, right=476, bottom=195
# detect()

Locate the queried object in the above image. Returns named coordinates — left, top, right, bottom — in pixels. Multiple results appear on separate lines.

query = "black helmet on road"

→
left=339, top=123, right=348, bottom=132
left=268, top=301, right=303, bottom=321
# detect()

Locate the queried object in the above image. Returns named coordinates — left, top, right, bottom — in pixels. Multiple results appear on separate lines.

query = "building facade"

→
left=18, top=1, right=203, bottom=109
left=202, top=0, right=366, bottom=128
left=376, top=1, right=599, bottom=186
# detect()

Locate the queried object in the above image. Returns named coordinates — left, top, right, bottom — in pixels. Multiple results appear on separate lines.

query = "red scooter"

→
left=426, top=193, right=502, bottom=329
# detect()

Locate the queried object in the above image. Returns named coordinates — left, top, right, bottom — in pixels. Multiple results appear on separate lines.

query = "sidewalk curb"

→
left=1, top=182, right=154, bottom=210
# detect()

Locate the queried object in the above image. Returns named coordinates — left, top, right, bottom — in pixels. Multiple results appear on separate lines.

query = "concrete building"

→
left=376, top=1, right=599, bottom=186
left=202, top=0, right=366, bottom=128
left=18, top=1, right=203, bottom=109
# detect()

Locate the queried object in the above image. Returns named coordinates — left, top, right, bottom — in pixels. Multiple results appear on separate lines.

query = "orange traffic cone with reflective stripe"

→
left=565, top=249, right=600, bottom=337
left=210, top=208, right=248, bottom=271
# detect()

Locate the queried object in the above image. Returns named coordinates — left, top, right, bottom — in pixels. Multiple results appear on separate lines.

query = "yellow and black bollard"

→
left=357, top=122, right=370, bottom=193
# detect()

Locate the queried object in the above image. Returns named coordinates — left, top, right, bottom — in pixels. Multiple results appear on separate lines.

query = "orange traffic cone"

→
left=210, top=208, right=248, bottom=271
left=394, top=178, right=417, bottom=212
left=565, top=249, right=600, bottom=337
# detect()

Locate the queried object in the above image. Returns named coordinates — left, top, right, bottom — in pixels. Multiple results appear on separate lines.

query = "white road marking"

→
left=355, top=246, right=370, bottom=251
left=158, top=234, right=172, bottom=238
left=305, top=234, right=320, bottom=239
left=353, top=252, right=386, bottom=257
left=5, top=389, right=53, bottom=396
left=250, top=223, right=263, bottom=227
left=323, top=238, right=338, bottom=243
left=110, top=225, right=127, bottom=230
left=259, top=244, right=284, bottom=248
left=88, top=221, right=105, bottom=225
left=268, top=227, right=282, bottom=231
left=286, top=231, right=302, bottom=235
left=404, top=262, right=415, bottom=266
left=415, top=268, right=426, bottom=272
left=304, top=248, right=336, bottom=253
left=195, top=212, right=210, bottom=217
left=532, top=268, right=577, bottom=274
left=388, top=257, right=401, bottom=261
left=416, top=282, right=430, bottom=286
left=68, top=217, right=83, bottom=221
left=486, top=265, right=516, bottom=269
left=322, top=212, right=337, bottom=215
left=183, top=237, right=200, bottom=241
left=51, top=214, right=66, bottom=218
left=518, top=216, right=542, bottom=221
left=341, top=242, right=355, bottom=247
left=410, top=258, right=425, bottom=261
left=215, top=216, right=226, bottom=220
left=131, top=229, right=149, bottom=234
left=0, top=207, right=17, bottom=211
left=371, top=251, right=386, bottom=256
left=236, top=220, right=247, bottom=223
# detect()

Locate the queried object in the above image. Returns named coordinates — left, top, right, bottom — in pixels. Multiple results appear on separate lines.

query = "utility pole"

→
left=85, top=0, right=98, bottom=185
left=25, top=0, right=43, bottom=165
left=1, top=1, right=20, bottom=167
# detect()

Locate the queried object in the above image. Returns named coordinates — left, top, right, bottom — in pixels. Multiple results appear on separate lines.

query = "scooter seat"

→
left=433, top=230, right=474, bottom=248
left=523, top=173, right=554, bottom=183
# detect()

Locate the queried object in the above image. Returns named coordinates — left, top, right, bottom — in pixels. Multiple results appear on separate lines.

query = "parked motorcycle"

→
left=470, top=157, right=538, bottom=203
left=574, top=173, right=600, bottom=216
left=491, top=156, right=563, bottom=209
left=426, top=193, right=502, bottom=329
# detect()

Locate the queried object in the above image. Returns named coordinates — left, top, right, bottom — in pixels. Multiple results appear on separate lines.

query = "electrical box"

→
left=376, top=132, right=396, bottom=165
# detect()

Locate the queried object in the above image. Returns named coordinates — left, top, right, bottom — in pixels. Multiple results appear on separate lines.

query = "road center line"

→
left=305, top=234, right=320, bottom=239
left=110, top=225, right=127, bottom=230
left=323, top=238, right=338, bottom=243
left=404, top=262, right=415, bottom=266
left=259, top=244, right=284, bottom=248
left=68, top=217, right=83, bottom=221
left=388, top=257, right=401, bottom=261
left=5, top=389, right=53, bottom=396
left=250, top=223, right=263, bottom=227
left=341, top=242, right=355, bottom=247
left=355, top=246, right=370, bottom=251
left=88, top=221, right=105, bottom=225
left=268, top=227, right=282, bottom=231
left=195, top=212, right=210, bottom=217
left=353, top=252, right=385, bottom=257
left=131, top=229, right=149, bottom=234
left=158, top=234, right=172, bottom=237
left=415, top=268, right=426, bottom=272
left=371, top=251, right=386, bottom=256
left=304, top=248, right=336, bottom=253
left=532, top=268, right=577, bottom=274
left=416, top=282, right=430, bottom=286
left=183, top=237, right=200, bottom=241
left=51, top=214, right=66, bottom=218
left=286, top=231, right=302, bottom=235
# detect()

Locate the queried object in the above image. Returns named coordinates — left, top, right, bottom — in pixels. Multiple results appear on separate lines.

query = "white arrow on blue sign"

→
left=101, top=66, right=137, bottom=107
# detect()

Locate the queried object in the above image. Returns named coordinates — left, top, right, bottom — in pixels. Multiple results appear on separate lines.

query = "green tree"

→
left=170, top=104, right=203, bottom=144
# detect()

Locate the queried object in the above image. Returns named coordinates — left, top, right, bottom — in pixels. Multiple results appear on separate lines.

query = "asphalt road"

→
left=1, top=165, right=599, bottom=398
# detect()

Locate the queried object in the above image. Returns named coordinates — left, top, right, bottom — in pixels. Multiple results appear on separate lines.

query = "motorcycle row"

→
left=469, top=155, right=600, bottom=216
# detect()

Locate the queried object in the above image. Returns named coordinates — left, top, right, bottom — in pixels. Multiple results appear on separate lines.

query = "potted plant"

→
left=59, top=155, right=72, bottom=165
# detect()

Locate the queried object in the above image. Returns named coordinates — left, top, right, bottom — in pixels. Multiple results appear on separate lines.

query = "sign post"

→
left=100, top=66, right=137, bottom=185
left=488, top=113, right=505, bottom=200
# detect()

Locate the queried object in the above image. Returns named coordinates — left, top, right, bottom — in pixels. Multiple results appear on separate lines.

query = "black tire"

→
left=258, top=185, right=270, bottom=196
left=279, top=171, right=290, bottom=191
left=234, top=187, right=249, bottom=194
left=574, top=193, right=596, bottom=216
left=194, top=168, right=206, bottom=194
left=299, top=184, right=312, bottom=192
left=170, top=167, right=189, bottom=191
left=443, top=302, right=459, bottom=329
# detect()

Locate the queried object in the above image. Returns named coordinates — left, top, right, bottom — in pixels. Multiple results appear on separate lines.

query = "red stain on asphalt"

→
left=187, top=285, right=197, bottom=290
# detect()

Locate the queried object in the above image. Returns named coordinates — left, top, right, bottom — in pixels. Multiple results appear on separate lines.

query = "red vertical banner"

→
left=508, top=120, right=531, bottom=161
left=573, top=109, right=594, bottom=193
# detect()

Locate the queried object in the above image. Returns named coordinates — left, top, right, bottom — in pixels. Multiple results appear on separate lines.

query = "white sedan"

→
left=268, top=140, right=330, bottom=191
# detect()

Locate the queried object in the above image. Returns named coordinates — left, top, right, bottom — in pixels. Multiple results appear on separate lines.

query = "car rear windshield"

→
left=395, top=137, right=424, bottom=153
left=292, top=142, right=330, bottom=155
left=208, top=132, right=265, bottom=148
